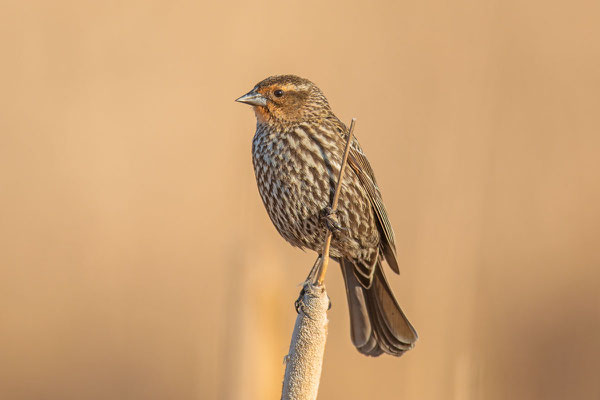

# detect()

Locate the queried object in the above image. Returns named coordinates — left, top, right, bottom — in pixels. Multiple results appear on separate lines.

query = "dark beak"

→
left=235, top=90, right=267, bottom=107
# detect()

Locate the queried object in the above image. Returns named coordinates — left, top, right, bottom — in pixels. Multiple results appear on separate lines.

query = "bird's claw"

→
left=295, top=287, right=306, bottom=314
left=320, top=206, right=347, bottom=233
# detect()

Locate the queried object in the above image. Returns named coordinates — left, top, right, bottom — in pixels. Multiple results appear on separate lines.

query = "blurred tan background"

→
left=1, top=1, right=599, bottom=399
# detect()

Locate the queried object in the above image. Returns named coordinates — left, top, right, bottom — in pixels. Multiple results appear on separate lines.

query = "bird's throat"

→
left=253, top=106, right=271, bottom=124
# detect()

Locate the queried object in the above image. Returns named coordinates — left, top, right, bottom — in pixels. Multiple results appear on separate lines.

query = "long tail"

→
left=340, top=258, right=418, bottom=356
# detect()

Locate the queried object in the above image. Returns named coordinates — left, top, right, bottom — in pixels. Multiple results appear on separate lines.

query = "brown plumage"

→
left=236, top=75, right=417, bottom=356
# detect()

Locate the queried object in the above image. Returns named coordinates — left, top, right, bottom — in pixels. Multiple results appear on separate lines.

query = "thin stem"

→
left=315, top=118, right=356, bottom=286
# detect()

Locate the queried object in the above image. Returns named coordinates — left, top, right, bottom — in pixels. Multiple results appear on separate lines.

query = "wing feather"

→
left=347, top=136, right=400, bottom=274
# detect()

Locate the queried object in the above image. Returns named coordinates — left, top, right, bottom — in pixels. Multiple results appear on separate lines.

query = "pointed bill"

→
left=235, top=90, right=267, bottom=106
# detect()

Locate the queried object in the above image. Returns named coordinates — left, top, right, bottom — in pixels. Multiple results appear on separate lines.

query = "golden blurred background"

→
left=1, top=1, right=599, bottom=399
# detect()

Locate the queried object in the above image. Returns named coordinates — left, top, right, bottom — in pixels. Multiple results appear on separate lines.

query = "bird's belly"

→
left=251, top=128, right=379, bottom=261
left=254, top=156, right=329, bottom=251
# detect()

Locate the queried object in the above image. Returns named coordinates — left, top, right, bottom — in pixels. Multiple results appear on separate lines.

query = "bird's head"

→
left=236, top=75, right=331, bottom=127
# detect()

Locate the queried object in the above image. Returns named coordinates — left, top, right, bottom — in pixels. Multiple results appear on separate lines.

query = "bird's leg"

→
left=296, top=255, right=323, bottom=313
left=307, top=257, right=333, bottom=311
left=319, top=206, right=347, bottom=233
left=306, top=255, right=323, bottom=283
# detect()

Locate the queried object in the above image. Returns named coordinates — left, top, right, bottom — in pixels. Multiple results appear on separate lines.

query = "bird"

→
left=236, top=75, right=417, bottom=357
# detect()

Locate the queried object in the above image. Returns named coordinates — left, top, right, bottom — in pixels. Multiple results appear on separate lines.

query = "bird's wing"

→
left=347, top=136, right=400, bottom=274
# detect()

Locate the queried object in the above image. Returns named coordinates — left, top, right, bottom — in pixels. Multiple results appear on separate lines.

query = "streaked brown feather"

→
left=328, top=116, right=400, bottom=276
left=347, top=145, right=399, bottom=274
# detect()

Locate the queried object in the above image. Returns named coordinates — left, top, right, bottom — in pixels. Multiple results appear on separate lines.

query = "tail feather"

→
left=340, top=258, right=417, bottom=357
left=353, top=257, right=377, bottom=289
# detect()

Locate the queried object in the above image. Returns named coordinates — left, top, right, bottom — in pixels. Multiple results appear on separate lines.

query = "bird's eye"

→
left=274, top=89, right=284, bottom=97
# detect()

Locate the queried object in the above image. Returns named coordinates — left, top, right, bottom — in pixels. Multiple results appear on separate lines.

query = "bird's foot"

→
left=320, top=206, right=346, bottom=233
left=294, top=285, right=332, bottom=314
left=294, top=286, right=307, bottom=314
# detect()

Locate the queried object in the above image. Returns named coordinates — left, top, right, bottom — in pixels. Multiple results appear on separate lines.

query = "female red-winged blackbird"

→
left=236, top=75, right=417, bottom=357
